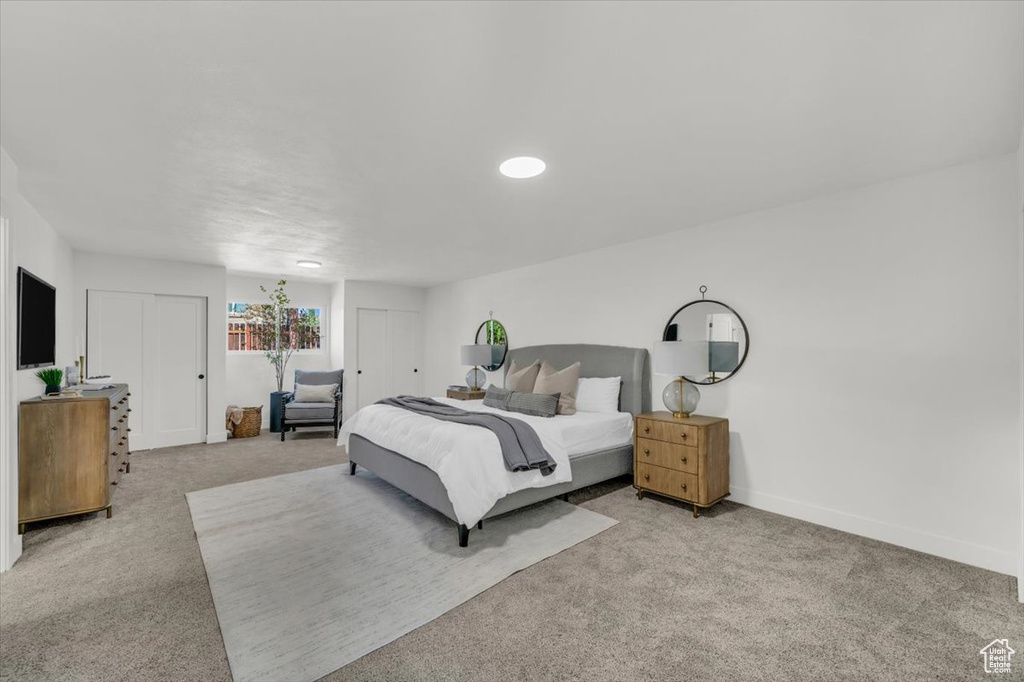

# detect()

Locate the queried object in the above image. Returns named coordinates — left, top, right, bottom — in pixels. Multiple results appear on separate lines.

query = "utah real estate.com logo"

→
left=980, top=639, right=1015, bottom=674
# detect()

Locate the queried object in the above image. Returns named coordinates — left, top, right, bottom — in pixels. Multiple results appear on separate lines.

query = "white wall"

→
left=0, top=146, right=76, bottom=570
left=73, top=252, right=228, bottom=443
left=329, top=281, right=345, bottom=372
left=424, top=153, right=1023, bottom=576
left=1017, top=123, right=1023, bottom=600
left=226, top=275, right=335, bottom=425
left=343, top=281, right=425, bottom=417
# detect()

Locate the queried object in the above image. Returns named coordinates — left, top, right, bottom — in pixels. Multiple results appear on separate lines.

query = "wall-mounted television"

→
left=17, top=267, right=56, bottom=370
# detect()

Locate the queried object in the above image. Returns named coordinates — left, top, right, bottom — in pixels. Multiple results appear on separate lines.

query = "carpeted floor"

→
left=1, top=431, right=1021, bottom=682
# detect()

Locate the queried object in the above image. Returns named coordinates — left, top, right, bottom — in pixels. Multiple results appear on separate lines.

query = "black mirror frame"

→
left=474, top=320, right=508, bottom=371
left=662, top=298, right=750, bottom=385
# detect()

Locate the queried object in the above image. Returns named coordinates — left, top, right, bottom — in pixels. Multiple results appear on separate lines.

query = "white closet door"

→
left=153, top=296, right=207, bottom=448
left=356, top=308, right=388, bottom=409
left=88, top=291, right=207, bottom=450
left=388, top=310, right=421, bottom=397
left=87, top=290, right=156, bottom=449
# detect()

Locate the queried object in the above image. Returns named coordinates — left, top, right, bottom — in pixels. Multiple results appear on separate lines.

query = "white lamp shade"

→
left=653, top=341, right=709, bottom=376
left=460, top=344, right=492, bottom=366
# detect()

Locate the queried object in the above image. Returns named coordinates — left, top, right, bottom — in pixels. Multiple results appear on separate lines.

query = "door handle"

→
left=198, top=374, right=205, bottom=379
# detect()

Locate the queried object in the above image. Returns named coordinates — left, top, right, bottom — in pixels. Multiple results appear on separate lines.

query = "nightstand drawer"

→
left=637, top=418, right=699, bottom=447
left=636, top=462, right=697, bottom=502
left=636, top=437, right=698, bottom=474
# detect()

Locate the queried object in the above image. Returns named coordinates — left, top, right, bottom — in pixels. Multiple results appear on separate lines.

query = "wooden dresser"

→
left=634, top=411, right=729, bottom=517
left=18, top=384, right=131, bottom=533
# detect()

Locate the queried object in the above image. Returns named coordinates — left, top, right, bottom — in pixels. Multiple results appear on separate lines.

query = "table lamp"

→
left=653, top=341, right=708, bottom=418
left=460, top=344, right=492, bottom=390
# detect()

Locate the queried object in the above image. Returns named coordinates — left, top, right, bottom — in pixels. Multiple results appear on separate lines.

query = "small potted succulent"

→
left=35, top=367, right=64, bottom=396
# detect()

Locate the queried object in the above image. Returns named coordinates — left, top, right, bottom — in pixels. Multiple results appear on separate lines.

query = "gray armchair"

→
left=280, top=369, right=344, bottom=441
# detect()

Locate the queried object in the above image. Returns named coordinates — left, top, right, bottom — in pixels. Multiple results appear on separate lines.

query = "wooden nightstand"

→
left=634, top=411, right=730, bottom=517
left=446, top=387, right=486, bottom=400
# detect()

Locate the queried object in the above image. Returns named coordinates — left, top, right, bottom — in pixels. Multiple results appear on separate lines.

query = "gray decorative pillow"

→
left=294, top=383, right=338, bottom=403
left=482, top=386, right=511, bottom=410
left=507, top=391, right=561, bottom=418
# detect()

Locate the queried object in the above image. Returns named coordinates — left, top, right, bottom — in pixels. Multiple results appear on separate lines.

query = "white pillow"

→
left=574, top=377, right=621, bottom=413
left=294, top=383, right=339, bottom=403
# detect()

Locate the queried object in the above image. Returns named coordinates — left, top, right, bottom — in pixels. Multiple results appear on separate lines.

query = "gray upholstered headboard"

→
left=503, top=344, right=651, bottom=416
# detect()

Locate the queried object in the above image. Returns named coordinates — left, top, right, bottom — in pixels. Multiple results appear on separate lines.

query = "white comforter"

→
left=338, top=398, right=575, bottom=526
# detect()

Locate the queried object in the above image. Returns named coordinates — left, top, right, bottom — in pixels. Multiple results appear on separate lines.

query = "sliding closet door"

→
left=88, top=291, right=208, bottom=450
left=153, top=296, right=207, bottom=448
left=87, top=290, right=156, bottom=449
left=355, top=308, right=388, bottom=409
left=389, top=310, right=422, bottom=397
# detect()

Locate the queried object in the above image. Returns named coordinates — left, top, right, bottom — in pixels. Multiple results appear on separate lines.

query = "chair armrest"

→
left=281, top=391, right=295, bottom=404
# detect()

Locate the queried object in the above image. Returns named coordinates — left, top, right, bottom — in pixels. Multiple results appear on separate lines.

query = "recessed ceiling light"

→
left=499, top=156, right=546, bottom=179
left=296, top=260, right=322, bottom=269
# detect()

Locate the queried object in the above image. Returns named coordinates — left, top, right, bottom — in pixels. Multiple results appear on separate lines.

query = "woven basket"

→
left=231, top=406, right=263, bottom=438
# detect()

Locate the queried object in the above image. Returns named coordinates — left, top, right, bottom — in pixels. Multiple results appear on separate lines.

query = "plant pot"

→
left=269, top=390, right=288, bottom=433
left=44, top=384, right=61, bottom=396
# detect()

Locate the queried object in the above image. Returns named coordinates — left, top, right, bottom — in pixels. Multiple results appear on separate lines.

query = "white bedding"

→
left=338, top=398, right=633, bottom=526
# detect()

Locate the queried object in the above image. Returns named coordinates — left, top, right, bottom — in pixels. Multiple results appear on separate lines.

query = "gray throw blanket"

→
left=376, top=396, right=557, bottom=476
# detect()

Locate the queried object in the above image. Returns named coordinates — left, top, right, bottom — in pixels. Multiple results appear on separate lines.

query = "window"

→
left=227, top=303, right=322, bottom=352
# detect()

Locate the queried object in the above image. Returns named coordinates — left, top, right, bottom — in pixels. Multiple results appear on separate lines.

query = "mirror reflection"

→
left=475, top=318, right=508, bottom=371
left=663, top=301, right=748, bottom=384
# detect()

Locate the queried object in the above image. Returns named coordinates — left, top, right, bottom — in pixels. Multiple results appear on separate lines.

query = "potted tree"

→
left=243, top=280, right=319, bottom=432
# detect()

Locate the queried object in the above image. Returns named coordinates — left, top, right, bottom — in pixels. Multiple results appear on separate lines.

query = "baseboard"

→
left=206, top=431, right=228, bottom=444
left=729, top=486, right=1017, bottom=576
left=0, top=533, right=22, bottom=572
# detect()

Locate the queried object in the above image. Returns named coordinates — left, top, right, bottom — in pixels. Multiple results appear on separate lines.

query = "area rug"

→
left=185, top=465, right=618, bottom=682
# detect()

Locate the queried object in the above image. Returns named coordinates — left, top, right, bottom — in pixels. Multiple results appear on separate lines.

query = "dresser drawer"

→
left=636, top=419, right=699, bottom=447
left=636, top=437, right=698, bottom=474
left=636, top=462, right=697, bottom=502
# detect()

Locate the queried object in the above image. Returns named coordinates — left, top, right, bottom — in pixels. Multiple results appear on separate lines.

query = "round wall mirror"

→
left=662, top=299, right=749, bottom=385
left=474, top=318, right=508, bottom=371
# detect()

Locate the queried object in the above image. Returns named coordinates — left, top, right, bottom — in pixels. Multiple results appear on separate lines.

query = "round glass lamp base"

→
left=662, top=379, right=700, bottom=418
left=465, top=367, right=486, bottom=391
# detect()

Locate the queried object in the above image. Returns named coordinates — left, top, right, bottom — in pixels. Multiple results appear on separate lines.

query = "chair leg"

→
left=458, top=524, right=469, bottom=547
left=349, top=461, right=357, bottom=475
left=281, top=427, right=286, bottom=442
left=477, top=520, right=483, bottom=530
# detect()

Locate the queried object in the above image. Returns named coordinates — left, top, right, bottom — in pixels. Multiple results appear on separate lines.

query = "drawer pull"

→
left=681, top=456, right=687, bottom=464
left=111, top=452, right=117, bottom=457
left=643, top=473, right=650, bottom=481
left=111, top=480, right=117, bottom=486
left=680, top=433, right=687, bottom=439
left=643, top=448, right=650, bottom=456
left=126, top=408, right=132, bottom=413
left=681, top=483, right=687, bottom=491
left=112, top=405, right=118, bottom=411
left=126, top=428, right=132, bottom=433
left=127, top=392, right=131, bottom=397
left=111, top=426, right=117, bottom=431
left=643, top=426, right=650, bottom=433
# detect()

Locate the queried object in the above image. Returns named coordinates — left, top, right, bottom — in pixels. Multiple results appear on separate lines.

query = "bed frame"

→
left=347, top=343, right=651, bottom=547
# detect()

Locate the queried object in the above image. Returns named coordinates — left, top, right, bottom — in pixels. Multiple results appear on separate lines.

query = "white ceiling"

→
left=1, top=1, right=1021, bottom=287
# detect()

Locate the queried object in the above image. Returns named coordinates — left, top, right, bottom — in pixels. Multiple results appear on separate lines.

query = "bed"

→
left=341, top=343, right=651, bottom=546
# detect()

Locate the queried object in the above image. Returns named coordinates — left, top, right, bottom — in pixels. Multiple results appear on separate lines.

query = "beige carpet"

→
left=1, top=430, right=1021, bottom=682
